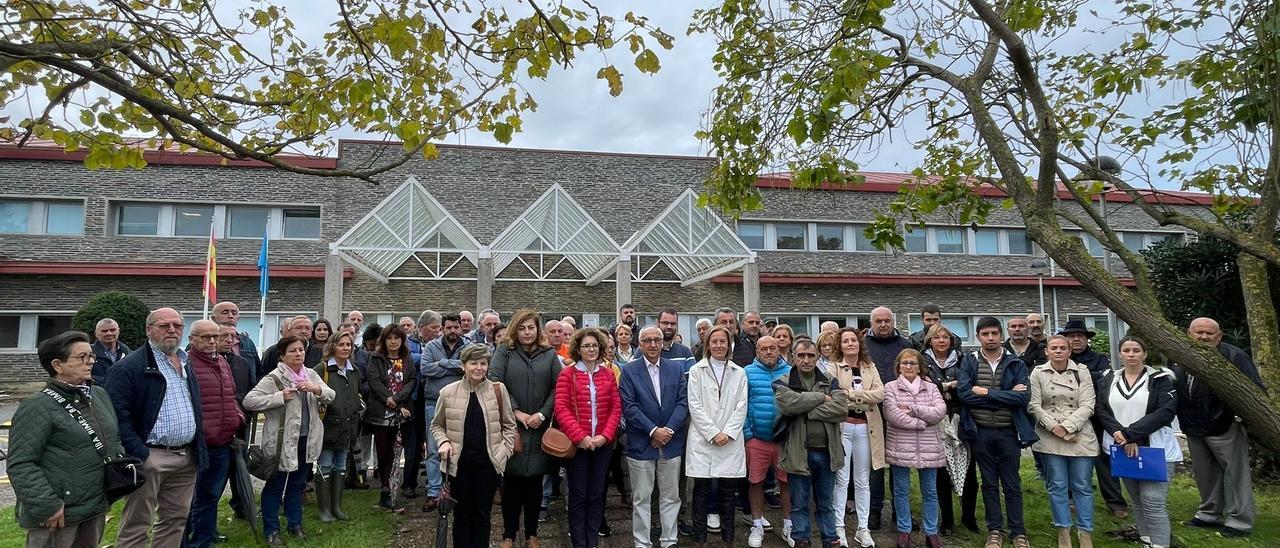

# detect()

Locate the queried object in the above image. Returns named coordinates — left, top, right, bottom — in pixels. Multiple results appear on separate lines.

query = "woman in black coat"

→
left=362, top=326, right=418, bottom=510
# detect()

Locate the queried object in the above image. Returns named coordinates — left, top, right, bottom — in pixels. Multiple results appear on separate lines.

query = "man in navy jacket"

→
left=620, top=325, right=689, bottom=548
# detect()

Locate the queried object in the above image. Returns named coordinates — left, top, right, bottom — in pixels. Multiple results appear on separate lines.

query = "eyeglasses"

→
left=193, top=334, right=219, bottom=341
left=150, top=322, right=184, bottom=331
left=899, top=360, right=920, bottom=366
left=639, top=338, right=662, bottom=345
left=794, top=352, right=818, bottom=359
left=68, top=352, right=95, bottom=364
left=579, top=343, right=600, bottom=350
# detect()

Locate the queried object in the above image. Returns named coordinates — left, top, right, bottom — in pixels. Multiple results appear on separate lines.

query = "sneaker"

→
left=854, top=528, right=875, bottom=548
left=538, top=507, right=549, bottom=522
left=679, top=521, right=696, bottom=537
left=748, top=525, right=765, bottom=548
left=985, top=531, right=1005, bottom=548
left=763, top=516, right=773, bottom=531
left=1183, top=518, right=1220, bottom=528
left=1011, top=534, right=1029, bottom=548
left=1219, top=527, right=1251, bottom=539
left=599, top=520, right=612, bottom=537
left=780, top=521, right=795, bottom=547
left=265, top=532, right=284, bottom=546
left=837, top=527, right=848, bottom=547
left=708, top=514, right=722, bottom=533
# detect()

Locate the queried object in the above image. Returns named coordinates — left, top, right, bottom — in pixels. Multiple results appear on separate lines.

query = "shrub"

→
left=71, top=291, right=150, bottom=349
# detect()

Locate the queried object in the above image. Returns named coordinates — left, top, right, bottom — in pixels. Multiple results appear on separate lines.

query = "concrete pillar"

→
left=323, top=253, right=344, bottom=323
left=476, top=247, right=494, bottom=313
left=616, top=254, right=632, bottom=312
left=743, top=254, right=761, bottom=313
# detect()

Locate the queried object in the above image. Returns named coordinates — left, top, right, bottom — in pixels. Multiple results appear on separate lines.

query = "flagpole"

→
left=257, top=227, right=270, bottom=353
left=202, top=218, right=214, bottom=320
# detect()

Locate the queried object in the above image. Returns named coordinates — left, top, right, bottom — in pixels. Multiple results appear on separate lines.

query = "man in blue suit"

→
left=620, top=325, right=689, bottom=548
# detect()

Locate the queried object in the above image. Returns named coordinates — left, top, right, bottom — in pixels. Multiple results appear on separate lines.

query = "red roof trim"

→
left=0, top=261, right=349, bottom=279
left=0, top=145, right=337, bottom=169
left=712, top=272, right=1135, bottom=288
left=754, top=172, right=1218, bottom=206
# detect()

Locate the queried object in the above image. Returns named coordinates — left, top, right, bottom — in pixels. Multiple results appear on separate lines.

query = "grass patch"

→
left=0, top=489, right=402, bottom=547
left=913, top=463, right=1279, bottom=547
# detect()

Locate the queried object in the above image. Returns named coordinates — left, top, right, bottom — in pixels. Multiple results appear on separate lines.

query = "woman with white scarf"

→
left=920, top=323, right=975, bottom=535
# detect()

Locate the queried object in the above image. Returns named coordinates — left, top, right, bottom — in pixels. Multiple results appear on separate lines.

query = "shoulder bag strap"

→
left=42, top=388, right=109, bottom=462
left=270, top=375, right=287, bottom=453
left=493, top=382, right=506, bottom=417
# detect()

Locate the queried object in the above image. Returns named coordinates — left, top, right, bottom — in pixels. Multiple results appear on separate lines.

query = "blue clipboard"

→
left=1109, top=445, right=1169, bottom=482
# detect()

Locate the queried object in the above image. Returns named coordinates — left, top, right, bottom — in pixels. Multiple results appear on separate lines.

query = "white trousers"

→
left=627, top=456, right=682, bottom=548
left=833, top=422, right=871, bottom=529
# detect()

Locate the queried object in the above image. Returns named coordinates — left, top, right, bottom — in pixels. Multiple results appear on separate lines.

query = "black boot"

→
left=315, top=473, right=334, bottom=523
left=379, top=489, right=394, bottom=510
left=868, top=509, right=882, bottom=530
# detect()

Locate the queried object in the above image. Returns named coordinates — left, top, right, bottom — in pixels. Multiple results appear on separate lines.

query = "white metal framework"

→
left=329, top=177, right=481, bottom=283
left=590, top=189, right=753, bottom=286
left=489, top=184, right=620, bottom=280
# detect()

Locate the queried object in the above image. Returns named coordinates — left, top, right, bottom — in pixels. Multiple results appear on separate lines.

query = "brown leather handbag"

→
left=540, top=371, right=578, bottom=459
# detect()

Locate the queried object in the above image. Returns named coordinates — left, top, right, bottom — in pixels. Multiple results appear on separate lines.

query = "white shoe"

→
left=855, top=527, right=875, bottom=547
left=707, top=513, right=721, bottom=533
left=837, top=527, right=849, bottom=547
left=780, top=521, right=795, bottom=547
left=748, top=525, right=764, bottom=548
left=761, top=516, right=772, bottom=531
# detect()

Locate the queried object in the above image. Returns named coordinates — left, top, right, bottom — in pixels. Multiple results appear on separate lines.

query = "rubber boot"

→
left=315, top=473, right=335, bottom=523
left=1077, top=530, right=1093, bottom=548
left=1058, top=527, right=1073, bottom=548
left=379, top=489, right=394, bottom=510
left=330, top=471, right=349, bottom=520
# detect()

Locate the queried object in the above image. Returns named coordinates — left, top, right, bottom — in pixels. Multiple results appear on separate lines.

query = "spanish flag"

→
left=203, top=225, right=218, bottom=305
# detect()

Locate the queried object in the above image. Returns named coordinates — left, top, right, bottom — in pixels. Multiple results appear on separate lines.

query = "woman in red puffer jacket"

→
left=553, top=327, right=622, bottom=548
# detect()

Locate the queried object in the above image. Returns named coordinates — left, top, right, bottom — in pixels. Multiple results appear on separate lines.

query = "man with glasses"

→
left=185, top=320, right=245, bottom=548
left=620, top=326, right=690, bottom=548
left=105, top=307, right=208, bottom=548
left=742, top=336, right=794, bottom=547
left=774, top=339, right=848, bottom=548
left=212, top=301, right=264, bottom=381
left=657, top=308, right=695, bottom=372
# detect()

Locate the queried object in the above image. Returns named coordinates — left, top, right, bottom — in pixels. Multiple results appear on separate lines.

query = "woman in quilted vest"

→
left=883, top=348, right=948, bottom=548
left=1028, top=335, right=1099, bottom=548
left=553, top=328, right=622, bottom=548
left=432, top=343, right=519, bottom=548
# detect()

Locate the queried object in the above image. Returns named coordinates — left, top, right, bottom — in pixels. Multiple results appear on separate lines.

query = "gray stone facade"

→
left=0, top=141, right=1209, bottom=385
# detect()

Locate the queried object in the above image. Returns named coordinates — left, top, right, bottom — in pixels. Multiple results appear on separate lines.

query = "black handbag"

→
left=43, top=387, right=147, bottom=501
left=247, top=376, right=288, bottom=480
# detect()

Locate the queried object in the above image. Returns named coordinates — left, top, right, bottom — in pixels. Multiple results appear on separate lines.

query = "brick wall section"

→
left=0, top=274, right=321, bottom=312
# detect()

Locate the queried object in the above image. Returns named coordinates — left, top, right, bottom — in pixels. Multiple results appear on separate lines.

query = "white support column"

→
left=743, top=253, right=761, bottom=312
left=476, top=246, right=494, bottom=313
left=323, top=253, right=344, bottom=323
left=616, top=254, right=632, bottom=312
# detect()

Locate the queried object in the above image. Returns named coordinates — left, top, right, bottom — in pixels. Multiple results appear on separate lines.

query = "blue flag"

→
left=257, top=228, right=269, bottom=296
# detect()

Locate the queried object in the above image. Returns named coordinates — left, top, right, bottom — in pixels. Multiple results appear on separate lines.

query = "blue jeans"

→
left=891, top=465, right=939, bottom=535
left=261, top=437, right=310, bottom=537
left=788, top=450, right=837, bottom=544
left=1040, top=452, right=1095, bottom=532
left=318, top=448, right=349, bottom=475
left=423, top=403, right=442, bottom=497
left=187, top=444, right=231, bottom=548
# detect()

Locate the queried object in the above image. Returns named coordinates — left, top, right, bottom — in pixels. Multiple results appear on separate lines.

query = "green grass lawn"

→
left=923, top=466, right=1279, bottom=547
left=0, top=489, right=401, bottom=547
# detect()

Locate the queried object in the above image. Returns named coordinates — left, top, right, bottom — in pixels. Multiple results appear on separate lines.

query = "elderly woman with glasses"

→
left=883, top=348, right=948, bottom=548
left=10, top=331, right=124, bottom=548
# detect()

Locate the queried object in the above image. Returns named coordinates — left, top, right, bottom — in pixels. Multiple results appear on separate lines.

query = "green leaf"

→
left=634, top=49, right=660, bottom=73
left=493, top=122, right=514, bottom=143
left=596, top=65, right=623, bottom=96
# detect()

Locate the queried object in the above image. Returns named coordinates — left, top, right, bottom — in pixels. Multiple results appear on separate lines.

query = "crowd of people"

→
left=6, top=300, right=1267, bottom=548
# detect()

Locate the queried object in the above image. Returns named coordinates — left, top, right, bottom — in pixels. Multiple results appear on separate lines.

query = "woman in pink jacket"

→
left=883, top=348, right=948, bottom=548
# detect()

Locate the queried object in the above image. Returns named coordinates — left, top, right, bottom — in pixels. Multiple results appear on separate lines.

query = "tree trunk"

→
left=1021, top=216, right=1280, bottom=452
left=1238, top=253, right=1280, bottom=400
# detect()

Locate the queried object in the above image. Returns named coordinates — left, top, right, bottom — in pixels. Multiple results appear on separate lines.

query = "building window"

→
left=228, top=206, right=270, bottom=238
left=1122, top=232, right=1146, bottom=252
left=283, top=208, right=322, bottom=239
left=775, top=223, right=807, bottom=250
left=0, top=200, right=84, bottom=235
left=853, top=224, right=876, bottom=251
left=1008, top=229, right=1033, bottom=255
left=903, top=228, right=927, bottom=253
left=118, top=204, right=162, bottom=235
left=773, top=315, right=812, bottom=338
left=908, top=315, right=972, bottom=342
left=174, top=205, right=216, bottom=237
left=737, top=222, right=765, bottom=250
left=0, top=200, right=31, bottom=233
left=1079, top=233, right=1105, bottom=257
left=975, top=229, right=1000, bottom=255
left=935, top=228, right=966, bottom=254
left=0, top=314, right=19, bottom=348
left=816, top=224, right=845, bottom=251
left=36, top=315, right=72, bottom=344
